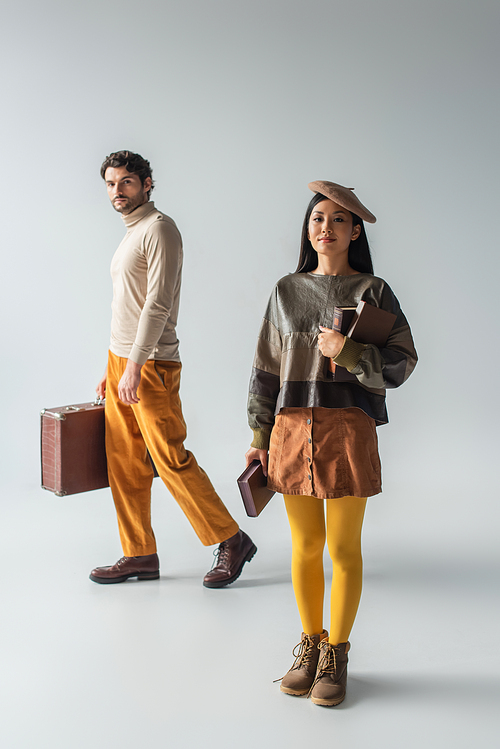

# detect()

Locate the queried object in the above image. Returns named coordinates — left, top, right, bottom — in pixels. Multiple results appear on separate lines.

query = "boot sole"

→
left=280, top=686, right=309, bottom=696
left=203, top=544, right=257, bottom=588
left=89, top=571, right=160, bottom=584
left=310, top=694, right=345, bottom=707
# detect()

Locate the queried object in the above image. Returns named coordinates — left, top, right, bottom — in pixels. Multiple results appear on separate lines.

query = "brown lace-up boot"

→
left=279, top=631, right=329, bottom=695
left=309, top=640, right=350, bottom=706
left=203, top=531, right=257, bottom=588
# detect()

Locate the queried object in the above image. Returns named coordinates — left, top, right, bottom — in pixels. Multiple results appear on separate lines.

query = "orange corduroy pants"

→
left=105, top=351, right=239, bottom=556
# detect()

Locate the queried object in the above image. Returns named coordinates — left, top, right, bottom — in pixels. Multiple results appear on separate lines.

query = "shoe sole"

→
left=310, top=694, right=346, bottom=707
left=202, top=544, right=257, bottom=588
left=89, top=571, right=160, bottom=584
left=280, top=686, right=309, bottom=696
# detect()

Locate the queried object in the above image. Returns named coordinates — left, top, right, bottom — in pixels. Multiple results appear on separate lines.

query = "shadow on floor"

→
left=346, top=673, right=500, bottom=708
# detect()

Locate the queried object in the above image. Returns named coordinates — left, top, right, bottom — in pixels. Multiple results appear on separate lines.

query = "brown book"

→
left=346, top=301, right=397, bottom=347
left=328, top=301, right=397, bottom=381
left=332, top=306, right=357, bottom=334
left=329, top=307, right=357, bottom=380
left=237, top=460, right=275, bottom=517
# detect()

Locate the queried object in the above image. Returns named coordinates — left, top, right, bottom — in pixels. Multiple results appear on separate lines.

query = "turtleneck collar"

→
left=121, top=201, right=156, bottom=228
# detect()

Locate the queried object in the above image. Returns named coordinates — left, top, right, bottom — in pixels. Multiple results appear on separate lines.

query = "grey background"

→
left=1, top=1, right=498, bottom=747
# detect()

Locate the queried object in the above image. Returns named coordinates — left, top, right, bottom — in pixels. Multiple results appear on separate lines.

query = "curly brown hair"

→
left=100, top=150, right=155, bottom=199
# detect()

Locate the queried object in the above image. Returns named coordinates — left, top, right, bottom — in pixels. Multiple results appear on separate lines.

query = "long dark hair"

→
left=295, top=192, right=374, bottom=274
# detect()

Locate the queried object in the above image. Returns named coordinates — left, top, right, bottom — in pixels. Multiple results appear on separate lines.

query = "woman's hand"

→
left=245, top=447, right=269, bottom=477
left=318, top=326, right=345, bottom=359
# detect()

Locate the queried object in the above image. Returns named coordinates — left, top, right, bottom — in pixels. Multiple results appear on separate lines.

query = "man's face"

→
left=104, top=166, right=152, bottom=214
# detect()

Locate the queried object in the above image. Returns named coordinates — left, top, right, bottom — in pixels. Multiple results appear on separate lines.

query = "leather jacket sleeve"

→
left=247, top=288, right=282, bottom=449
left=334, top=283, right=418, bottom=389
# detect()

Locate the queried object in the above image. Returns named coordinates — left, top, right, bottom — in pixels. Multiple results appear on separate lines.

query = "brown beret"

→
left=308, top=180, right=376, bottom=223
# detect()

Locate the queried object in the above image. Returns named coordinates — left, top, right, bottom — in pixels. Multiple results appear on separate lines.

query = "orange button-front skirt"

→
left=267, top=406, right=382, bottom=500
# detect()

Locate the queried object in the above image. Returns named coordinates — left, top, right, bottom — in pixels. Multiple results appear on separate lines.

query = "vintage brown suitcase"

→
left=41, top=399, right=159, bottom=496
left=41, top=400, right=109, bottom=496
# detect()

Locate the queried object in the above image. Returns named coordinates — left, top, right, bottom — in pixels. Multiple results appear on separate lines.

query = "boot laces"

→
left=273, top=635, right=316, bottom=683
left=292, top=635, right=317, bottom=668
left=308, top=642, right=338, bottom=696
left=209, top=542, right=229, bottom=570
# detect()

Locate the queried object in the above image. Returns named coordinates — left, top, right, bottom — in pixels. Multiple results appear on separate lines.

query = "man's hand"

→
left=96, top=366, right=108, bottom=399
left=118, top=360, right=142, bottom=405
left=318, top=325, right=345, bottom=359
left=245, top=447, right=269, bottom=477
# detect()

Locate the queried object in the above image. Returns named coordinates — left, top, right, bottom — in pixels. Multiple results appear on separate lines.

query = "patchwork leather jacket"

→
left=248, top=272, right=417, bottom=449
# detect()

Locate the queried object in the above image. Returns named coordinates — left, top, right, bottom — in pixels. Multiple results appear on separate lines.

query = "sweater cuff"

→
left=251, top=429, right=271, bottom=450
left=129, top=345, right=150, bottom=367
left=332, top=337, right=366, bottom=371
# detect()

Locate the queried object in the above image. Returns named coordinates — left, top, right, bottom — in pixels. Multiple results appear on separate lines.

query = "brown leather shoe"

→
left=279, top=631, right=329, bottom=695
left=203, top=530, right=257, bottom=588
left=309, top=640, right=350, bottom=706
left=89, top=553, right=160, bottom=584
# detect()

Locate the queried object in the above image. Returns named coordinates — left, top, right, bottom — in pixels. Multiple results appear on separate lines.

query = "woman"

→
left=245, top=181, right=417, bottom=707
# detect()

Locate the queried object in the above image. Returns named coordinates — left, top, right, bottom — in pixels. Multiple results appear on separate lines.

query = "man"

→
left=90, top=150, right=256, bottom=587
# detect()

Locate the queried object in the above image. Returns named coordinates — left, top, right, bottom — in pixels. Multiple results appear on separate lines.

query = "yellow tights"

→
left=283, top=494, right=367, bottom=646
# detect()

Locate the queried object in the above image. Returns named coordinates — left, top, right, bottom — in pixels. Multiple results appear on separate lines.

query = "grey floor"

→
left=2, top=480, right=499, bottom=749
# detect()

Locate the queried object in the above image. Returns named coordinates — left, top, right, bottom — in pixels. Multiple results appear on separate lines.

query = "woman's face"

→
left=308, top=199, right=360, bottom=256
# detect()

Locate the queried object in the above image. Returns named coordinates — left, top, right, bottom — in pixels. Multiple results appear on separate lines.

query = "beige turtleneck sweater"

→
left=109, top=201, right=183, bottom=366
